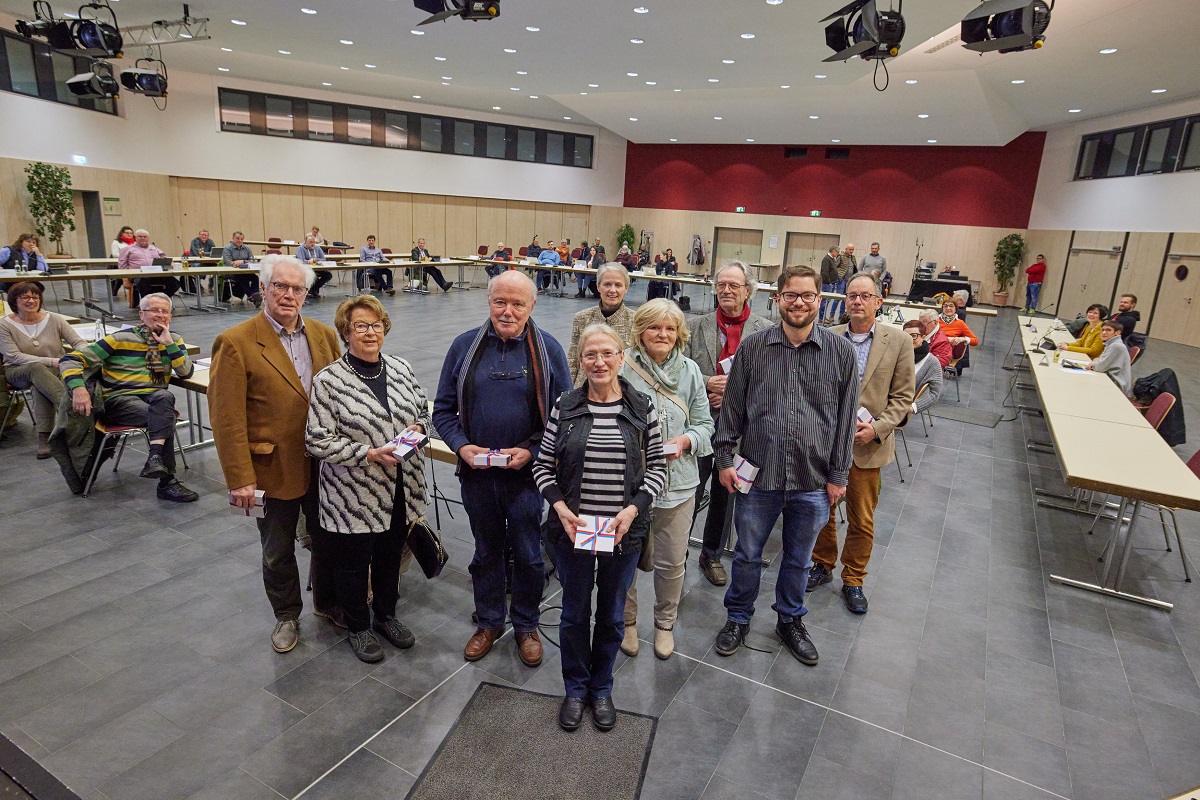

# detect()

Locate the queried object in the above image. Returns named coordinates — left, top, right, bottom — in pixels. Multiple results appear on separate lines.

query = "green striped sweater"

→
left=60, top=326, right=193, bottom=397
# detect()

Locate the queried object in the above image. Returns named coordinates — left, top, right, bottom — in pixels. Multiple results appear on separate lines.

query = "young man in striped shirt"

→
left=711, top=266, right=859, bottom=665
left=60, top=293, right=199, bottom=502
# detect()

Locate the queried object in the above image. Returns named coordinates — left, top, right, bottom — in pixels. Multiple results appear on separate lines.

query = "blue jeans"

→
left=821, top=279, right=846, bottom=322
left=556, top=537, right=640, bottom=700
left=1025, top=282, right=1041, bottom=310
left=724, top=488, right=829, bottom=624
left=459, top=471, right=546, bottom=633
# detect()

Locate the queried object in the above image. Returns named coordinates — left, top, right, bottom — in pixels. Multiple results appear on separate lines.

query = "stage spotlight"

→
left=66, top=60, right=119, bottom=98
left=120, top=59, right=167, bottom=97
left=414, top=0, right=499, bottom=25
left=821, top=0, right=905, bottom=62
left=16, top=1, right=77, bottom=49
left=69, top=3, right=123, bottom=58
left=961, top=0, right=1052, bottom=54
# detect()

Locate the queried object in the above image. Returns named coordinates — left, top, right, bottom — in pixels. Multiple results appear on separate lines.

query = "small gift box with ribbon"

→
left=472, top=449, right=510, bottom=467
left=391, top=429, right=428, bottom=460
left=229, top=489, right=266, bottom=518
left=574, top=516, right=616, bottom=554
left=856, top=406, right=875, bottom=425
left=732, top=455, right=759, bottom=494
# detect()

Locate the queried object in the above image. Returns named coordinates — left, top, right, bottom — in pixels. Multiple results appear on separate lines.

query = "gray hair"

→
left=596, top=262, right=630, bottom=287
left=846, top=271, right=882, bottom=297
left=953, top=289, right=969, bottom=304
left=135, top=229, right=149, bottom=237
left=260, top=254, right=316, bottom=288
left=487, top=269, right=537, bottom=300
left=138, top=292, right=172, bottom=310
left=577, top=322, right=625, bottom=356
left=918, top=309, right=938, bottom=323
left=827, top=245, right=839, bottom=255
left=716, top=260, right=754, bottom=287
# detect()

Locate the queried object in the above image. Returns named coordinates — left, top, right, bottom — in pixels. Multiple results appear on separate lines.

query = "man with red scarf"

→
left=685, top=261, right=773, bottom=586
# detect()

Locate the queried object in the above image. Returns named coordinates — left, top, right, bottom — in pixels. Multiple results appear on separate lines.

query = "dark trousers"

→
left=226, top=274, right=259, bottom=299
left=369, top=268, right=394, bottom=290
left=459, top=470, right=545, bottom=633
left=696, top=452, right=735, bottom=561
left=256, top=461, right=336, bottom=621
left=310, top=271, right=333, bottom=295
left=101, top=390, right=177, bottom=472
left=136, top=276, right=180, bottom=297
left=556, top=537, right=640, bottom=700
left=334, top=529, right=405, bottom=633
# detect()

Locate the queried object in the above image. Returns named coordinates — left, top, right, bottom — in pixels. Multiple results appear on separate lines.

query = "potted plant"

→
left=615, top=223, right=635, bottom=255
left=992, top=232, right=1024, bottom=306
left=24, top=161, right=76, bottom=256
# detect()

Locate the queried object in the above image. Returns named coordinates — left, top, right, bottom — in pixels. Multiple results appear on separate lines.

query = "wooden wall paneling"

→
left=476, top=199, right=508, bottom=253
left=412, top=194, right=446, bottom=252
left=506, top=200, right=536, bottom=253
left=1116, top=232, right=1169, bottom=326
left=261, top=183, right=305, bottom=242
left=1022, top=229, right=1073, bottom=313
left=444, top=196, right=478, bottom=258
left=219, top=180, right=266, bottom=243
left=534, top=203, right=565, bottom=245
left=562, top=206, right=589, bottom=248
left=339, top=189, right=380, bottom=253
left=0, top=159, right=33, bottom=247
left=1151, top=232, right=1200, bottom=346
left=302, top=186, right=343, bottom=244
left=174, top=177, right=223, bottom=246
left=376, top=192, right=413, bottom=254
left=110, top=170, right=177, bottom=253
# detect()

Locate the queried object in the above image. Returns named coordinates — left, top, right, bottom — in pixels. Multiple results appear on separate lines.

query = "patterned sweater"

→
left=60, top=326, right=193, bottom=397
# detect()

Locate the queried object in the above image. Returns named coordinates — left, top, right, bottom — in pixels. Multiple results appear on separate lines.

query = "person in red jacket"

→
left=1024, top=254, right=1047, bottom=313
left=918, top=310, right=952, bottom=369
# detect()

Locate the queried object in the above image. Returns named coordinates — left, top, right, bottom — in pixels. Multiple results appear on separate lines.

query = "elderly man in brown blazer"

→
left=809, top=271, right=914, bottom=614
left=209, top=255, right=342, bottom=653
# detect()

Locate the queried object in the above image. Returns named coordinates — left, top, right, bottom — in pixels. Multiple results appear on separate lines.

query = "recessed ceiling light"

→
left=809, top=115, right=819, bottom=119
left=413, top=95, right=422, bottom=99
left=767, top=0, right=783, bottom=4
left=669, top=138, right=678, bottom=142
left=278, top=49, right=291, bottom=55
left=634, top=6, right=649, bottom=12
left=927, top=139, right=938, bottom=143
left=322, top=82, right=332, bottom=86
left=340, top=66, right=349, bottom=70
left=1011, top=79, right=1025, bottom=84
left=526, top=25, right=540, bottom=31
left=301, top=7, right=316, bottom=14
left=588, top=83, right=599, bottom=87
left=442, top=76, right=452, bottom=80
left=410, top=29, right=424, bottom=35
left=529, top=95, right=539, bottom=98
left=673, top=88, right=682, bottom=91
left=630, top=38, right=644, bottom=44
left=339, top=39, right=353, bottom=45
left=746, top=138, right=755, bottom=142
left=179, top=32, right=192, bottom=38
left=831, top=139, right=841, bottom=143
left=722, top=59, right=735, bottom=64
left=646, top=81, right=656, bottom=85
left=780, top=85, right=790, bottom=89
left=220, top=47, right=232, bottom=51
left=442, top=82, right=450, bottom=86
left=231, top=19, right=246, bottom=25
left=1068, top=108, right=1081, bottom=113
left=708, top=78, right=719, bottom=82
left=580, top=92, right=587, bottom=95
left=217, top=67, right=230, bottom=72
left=628, top=72, right=639, bottom=76
left=714, top=116, right=723, bottom=120
left=504, top=48, right=516, bottom=53
left=905, top=79, right=917, bottom=84
left=1152, top=88, right=1167, bottom=93
left=629, top=117, right=638, bottom=121
left=917, top=113, right=929, bottom=118
left=1099, top=48, right=1117, bottom=54
left=517, top=70, right=527, bottom=75
left=741, top=33, right=755, bottom=38
left=564, top=116, right=572, bottom=120
left=815, top=74, right=827, bottom=79
left=435, top=56, right=446, bottom=61
left=364, top=63, right=376, bottom=68
left=493, top=105, right=501, bottom=109
left=510, top=86, right=520, bottom=90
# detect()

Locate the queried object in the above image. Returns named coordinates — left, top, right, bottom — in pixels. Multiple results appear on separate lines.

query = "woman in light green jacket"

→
left=619, top=298, right=714, bottom=659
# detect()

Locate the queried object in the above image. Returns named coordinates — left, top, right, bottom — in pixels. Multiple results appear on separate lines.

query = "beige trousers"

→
left=625, top=496, right=696, bottom=630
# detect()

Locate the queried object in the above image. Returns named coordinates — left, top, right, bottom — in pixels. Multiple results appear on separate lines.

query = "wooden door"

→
left=784, top=233, right=815, bottom=270
left=713, top=227, right=763, bottom=272
left=1058, top=249, right=1121, bottom=320
left=1151, top=233, right=1200, bottom=346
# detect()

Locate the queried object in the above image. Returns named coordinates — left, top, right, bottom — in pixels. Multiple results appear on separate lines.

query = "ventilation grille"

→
left=784, top=147, right=808, bottom=159
left=825, top=147, right=850, bottom=159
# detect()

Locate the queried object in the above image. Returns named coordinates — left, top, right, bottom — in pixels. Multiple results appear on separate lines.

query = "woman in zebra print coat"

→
left=307, top=296, right=431, bottom=663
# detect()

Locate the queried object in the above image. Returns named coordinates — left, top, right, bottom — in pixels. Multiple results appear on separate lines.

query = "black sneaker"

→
left=373, top=617, right=415, bottom=649
left=842, top=585, right=869, bottom=614
left=806, top=564, right=833, bottom=593
left=156, top=477, right=199, bottom=503
left=776, top=619, right=819, bottom=665
left=140, top=453, right=169, bottom=479
left=714, top=620, right=749, bottom=657
left=349, top=630, right=384, bottom=663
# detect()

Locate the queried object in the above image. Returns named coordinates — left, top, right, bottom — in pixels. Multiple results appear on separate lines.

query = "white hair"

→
left=260, top=254, right=316, bottom=289
left=596, top=262, right=630, bottom=287
left=953, top=289, right=969, bottom=304
left=716, top=260, right=754, bottom=287
left=134, top=229, right=149, bottom=237
left=918, top=309, right=938, bottom=323
left=487, top=269, right=536, bottom=300
left=138, top=292, right=172, bottom=310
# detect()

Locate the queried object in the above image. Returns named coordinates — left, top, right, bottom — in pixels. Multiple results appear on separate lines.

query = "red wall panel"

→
left=623, top=132, right=1046, bottom=229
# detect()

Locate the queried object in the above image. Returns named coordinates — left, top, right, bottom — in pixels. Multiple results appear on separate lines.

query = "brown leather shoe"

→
left=464, top=627, right=502, bottom=662
left=516, top=631, right=543, bottom=667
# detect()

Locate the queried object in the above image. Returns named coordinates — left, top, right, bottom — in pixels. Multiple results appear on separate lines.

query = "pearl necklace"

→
left=343, top=353, right=384, bottom=380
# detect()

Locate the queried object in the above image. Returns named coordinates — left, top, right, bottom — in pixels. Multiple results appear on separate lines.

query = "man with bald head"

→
left=117, top=228, right=179, bottom=300
left=434, top=271, right=571, bottom=667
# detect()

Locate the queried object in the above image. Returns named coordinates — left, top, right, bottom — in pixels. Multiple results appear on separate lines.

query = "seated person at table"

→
left=591, top=237, right=606, bottom=258
left=486, top=242, right=510, bottom=278
left=111, top=225, right=135, bottom=297
left=221, top=231, right=262, bottom=307
left=648, top=248, right=679, bottom=301
left=0, top=233, right=48, bottom=293
left=189, top=228, right=216, bottom=258
left=615, top=244, right=636, bottom=272
left=0, top=282, right=86, bottom=458
left=308, top=226, right=328, bottom=247
left=557, top=240, right=571, bottom=264
left=117, top=228, right=180, bottom=304
left=1084, top=319, right=1132, bottom=396
left=576, top=247, right=603, bottom=299
left=1109, top=294, right=1140, bottom=343
left=409, top=238, right=451, bottom=292
left=935, top=299, right=977, bottom=373
left=903, top=319, right=944, bottom=414
left=1057, top=303, right=1106, bottom=359
left=59, top=292, right=199, bottom=503
left=537, top=241, right=562, bottom=293
left=360, top=235, right=394, bottom=295
left=526, top=235, right=542, bottom=260
left=296, top=235, right=334, bottom=299
left=918, top=310, right=952, bottom=369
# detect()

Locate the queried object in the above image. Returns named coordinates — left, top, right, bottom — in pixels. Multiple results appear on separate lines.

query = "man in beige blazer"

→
left=810, top=271, right=914, bottom=614
left=209, top=255, right=342, bottom=653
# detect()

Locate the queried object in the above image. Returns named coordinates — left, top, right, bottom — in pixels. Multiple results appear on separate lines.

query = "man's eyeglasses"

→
left=715, top=281, right=749, bottom=291
left=351, top=322, right=386, bottom=334
left=581, top=351, right=622, bottom=363
left=846, top=292, right=877, bottom=302
left=269, top=281, right=308, bottom=296
left=778, top=291, right=819, bottom=304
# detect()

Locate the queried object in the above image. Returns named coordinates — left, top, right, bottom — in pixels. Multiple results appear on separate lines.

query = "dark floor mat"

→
left=406, top=682, right=656, bottom=800
left=0, top=733, right=80, bottom=800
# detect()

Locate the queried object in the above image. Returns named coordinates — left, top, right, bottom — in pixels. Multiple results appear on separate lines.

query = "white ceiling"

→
left=3, top=0, right=1198, bottom=145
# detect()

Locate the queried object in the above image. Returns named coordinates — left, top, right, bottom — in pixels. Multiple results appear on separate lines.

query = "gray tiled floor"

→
left=2, top=277, right=1199, bottom=799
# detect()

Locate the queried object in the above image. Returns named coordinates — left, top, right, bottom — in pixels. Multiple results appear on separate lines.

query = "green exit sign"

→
left=810, top=210, right=822, bottom=217
left=735, top=206, right=746, bottom=213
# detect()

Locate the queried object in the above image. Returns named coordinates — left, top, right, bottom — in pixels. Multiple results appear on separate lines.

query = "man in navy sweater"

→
left=434, top=271, right=571, bottom=669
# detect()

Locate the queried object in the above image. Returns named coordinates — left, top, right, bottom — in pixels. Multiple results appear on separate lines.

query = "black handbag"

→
left=407, top=518, right=448, bottom=579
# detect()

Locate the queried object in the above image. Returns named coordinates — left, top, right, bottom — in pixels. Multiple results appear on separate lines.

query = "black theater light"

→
left=821, top=0, right=905, bottom=62
left=120, top=58, right=168, bottom=97
left=69, top=2, right=123, bottom=58
left=415, top=0, right=500, bottom=25
left=15, top=1, right=76, bottom=49
left=961, top=0, right=1052, bottom=54
left=66, top=60, right=119, bottom=98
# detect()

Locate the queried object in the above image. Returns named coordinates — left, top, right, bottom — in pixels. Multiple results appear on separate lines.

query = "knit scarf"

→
left=632, top=346, right=682, bottom=393
left=456, top=318, right=553, bottom=442
left=913, top=342, right=930, bottom=363
left=134, top=324, right=168, bottom=385
left=119, top=233, right=136, bottom=245
left=716, top=302, right=752, bottom=367
left=940, top=312, right=958, bottom=325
